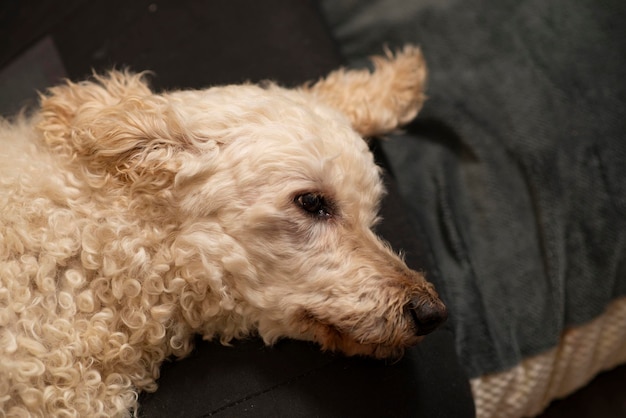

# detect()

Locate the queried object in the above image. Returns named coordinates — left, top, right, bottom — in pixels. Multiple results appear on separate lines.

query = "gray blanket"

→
left=321, top=0, right=626, bottom=377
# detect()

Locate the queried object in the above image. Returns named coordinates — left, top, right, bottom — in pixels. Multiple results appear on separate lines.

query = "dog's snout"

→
left=408, top=299, right=448, bottom=336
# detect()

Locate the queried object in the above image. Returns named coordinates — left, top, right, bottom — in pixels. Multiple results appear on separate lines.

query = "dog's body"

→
left=0, top=47, right=446, bottom=416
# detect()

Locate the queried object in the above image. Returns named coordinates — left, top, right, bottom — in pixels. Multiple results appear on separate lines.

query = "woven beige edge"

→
left=471, top=295, right=626, bottom=418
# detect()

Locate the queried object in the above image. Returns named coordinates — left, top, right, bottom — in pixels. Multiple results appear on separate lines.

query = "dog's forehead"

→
left=200, top=84, right=355, bottom=132
left=189, top=84, right=374, bottom=166
left=180, top=85, right=384, bottom=210
left=236, top=87, right=376, bottom=175
left=254, top=90, right=383, bottom=214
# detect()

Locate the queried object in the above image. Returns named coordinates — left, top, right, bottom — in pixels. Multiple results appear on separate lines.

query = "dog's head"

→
left=38, top=46, right=446, bottom=358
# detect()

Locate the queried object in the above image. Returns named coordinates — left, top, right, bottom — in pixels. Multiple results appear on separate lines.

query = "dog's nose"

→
left=408, top=299, right=448, bottom=336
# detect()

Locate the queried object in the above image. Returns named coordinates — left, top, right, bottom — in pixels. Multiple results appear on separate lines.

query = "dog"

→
left=0, top=46, right=446, bottom=417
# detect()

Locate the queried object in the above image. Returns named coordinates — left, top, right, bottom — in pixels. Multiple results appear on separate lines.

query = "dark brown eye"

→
left=295, top=193, right=331, bottom=218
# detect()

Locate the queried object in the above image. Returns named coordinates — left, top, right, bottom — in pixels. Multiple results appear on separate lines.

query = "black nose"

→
left=408, top=299, right=448, bottom=336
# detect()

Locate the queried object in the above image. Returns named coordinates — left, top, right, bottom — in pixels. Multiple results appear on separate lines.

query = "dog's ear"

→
left=303, top=45, right=427, bottom=138
left=38, top=71, right=188, bottom=182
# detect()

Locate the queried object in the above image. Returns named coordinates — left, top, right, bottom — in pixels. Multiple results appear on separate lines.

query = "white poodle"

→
left=0, top=46, right=446, bottom=417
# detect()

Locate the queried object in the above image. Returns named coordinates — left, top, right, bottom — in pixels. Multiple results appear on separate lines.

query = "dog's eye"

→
left=295, top=193, right=331, bottom=219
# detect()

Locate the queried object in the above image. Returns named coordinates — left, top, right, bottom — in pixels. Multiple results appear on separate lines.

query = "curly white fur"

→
left=0, top=46, right=445, bottom=417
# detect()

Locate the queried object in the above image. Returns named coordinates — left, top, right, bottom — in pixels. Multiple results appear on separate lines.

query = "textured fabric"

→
left=472, top=296, right=626, bottom=418
left=321, top=0, right=626, bottom=377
